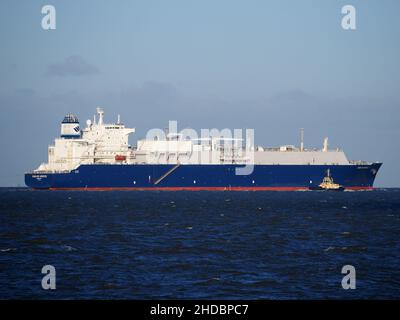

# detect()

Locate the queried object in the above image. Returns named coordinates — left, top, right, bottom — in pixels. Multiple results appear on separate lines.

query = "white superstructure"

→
left=36, top=108, right=134, bottom=172
left=34, top=108, right=353, bottom=173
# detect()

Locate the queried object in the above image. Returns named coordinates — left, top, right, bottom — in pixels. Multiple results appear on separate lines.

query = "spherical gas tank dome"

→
left=62, top=113, right=79, bottom=124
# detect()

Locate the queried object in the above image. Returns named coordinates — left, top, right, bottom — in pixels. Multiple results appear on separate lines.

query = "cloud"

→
left=15, top=88, right=35, bottom=96
left=46, top=55, right=99, bottom=77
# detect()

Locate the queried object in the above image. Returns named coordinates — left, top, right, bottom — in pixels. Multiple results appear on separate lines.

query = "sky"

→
left=0, top=0, right=399, bottom=187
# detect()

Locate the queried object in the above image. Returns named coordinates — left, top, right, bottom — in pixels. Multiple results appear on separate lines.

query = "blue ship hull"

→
left=25, top=163, right=382, bottom=190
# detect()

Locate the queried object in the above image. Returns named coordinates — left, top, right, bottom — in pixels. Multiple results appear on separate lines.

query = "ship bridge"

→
left=34, top=108, right=136, bottom=172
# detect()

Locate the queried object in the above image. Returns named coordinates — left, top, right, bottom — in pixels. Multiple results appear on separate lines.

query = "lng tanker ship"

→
left=25, top=108, right=382, bottom=190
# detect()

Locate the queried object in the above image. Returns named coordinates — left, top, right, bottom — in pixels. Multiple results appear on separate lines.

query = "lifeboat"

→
left=115, top=155, right=126, bottom=161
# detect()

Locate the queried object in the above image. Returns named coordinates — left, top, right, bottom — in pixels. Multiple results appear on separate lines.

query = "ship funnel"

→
left=323, top=137, right=329, bottom=152
left=60, top=113, right=81, bottom=139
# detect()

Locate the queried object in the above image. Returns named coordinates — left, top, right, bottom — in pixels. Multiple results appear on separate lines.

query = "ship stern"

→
left=25, top=173, right=52, bottom=189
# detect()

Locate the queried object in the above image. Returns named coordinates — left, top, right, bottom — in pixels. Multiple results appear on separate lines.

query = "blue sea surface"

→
left=0, top=188, right=399, bottom=299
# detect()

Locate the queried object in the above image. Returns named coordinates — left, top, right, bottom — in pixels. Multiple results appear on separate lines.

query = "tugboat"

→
left=309, top=169, right=345, bottom=191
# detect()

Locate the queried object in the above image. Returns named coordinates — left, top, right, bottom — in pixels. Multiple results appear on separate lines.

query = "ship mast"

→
left=300, top=128, right=304, bottom=151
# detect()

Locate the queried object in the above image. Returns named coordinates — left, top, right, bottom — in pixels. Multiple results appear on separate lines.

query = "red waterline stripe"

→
left=345, top=186, right=374, bottom=191
left=46, top=186, right=374, bottom=191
